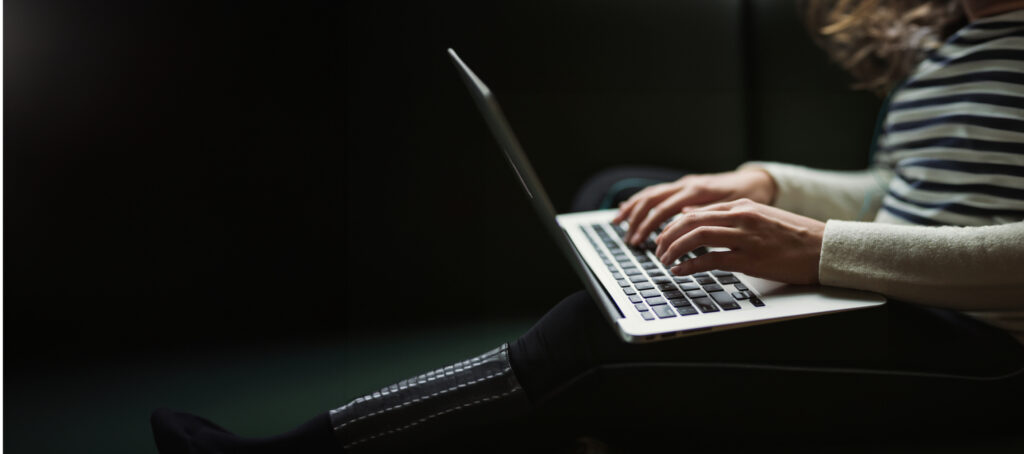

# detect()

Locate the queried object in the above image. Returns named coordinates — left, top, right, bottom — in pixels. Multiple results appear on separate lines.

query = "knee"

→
left=571, top=166, right=686, bottom=212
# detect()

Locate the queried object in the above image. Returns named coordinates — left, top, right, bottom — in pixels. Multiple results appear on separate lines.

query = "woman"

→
left=152, top=0, right=1024, bottom=452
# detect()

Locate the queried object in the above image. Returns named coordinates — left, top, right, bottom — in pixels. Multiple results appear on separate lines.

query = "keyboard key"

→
left=640, top=289, right=661, bottom=298
left=719, top=301, right=741, bottom=310
left=668, top=298, right=689, bottom=307
left=614, top=254, right=629, bottom=262
left=612, top=272, right=623, bottom=280
left=718, top=276, right=740, bottom=284
left=663, top=290, right=684, bottom=299
left=708, top=291, right=735, bottom=306
left=701, top=283, right=723, bottom=292
left=642, top=262, right=659, bottom=270
left=652, top=305, right=677, bottom=319
left=685, top=290, right=706, bottom=299
left=635, top=282, right=655, bottom=290
left=695, top=276, right=715, bottom=285
left=629, top=295, right=643, bottom=303
left=652, top=276, right=672, bottom=284
left=673, top=276, right=693, bottom=283
left=691, top=296, right=719, bottom=313
left=675, top=305, right=698, bottom=316
left=734, top=283, right=748, bottom=291
left=634, top=303, right=648, bottom=312
left=693, top=272, right=710, bottom=278
left=750, top=297, right=765, bottom=307
left=623, top=286, right=637, bottom=295
left=680, top=283, right=700, bottom=291
left=618, top=279, right=631, bottom=287
left=630, top=275, right=649, bottom=284
left=732, top=291, right=751, bottom=300
left=711, top=270, right=732, bottom=277
left=640, top=311, right=656, bottom=321
left=656, top=283, right=677, bottom=291
left=645, top=297, right=667, bottom=306
left=623, top=267, right=643, bottom=276
left=647, top=271, right=665, bottom=278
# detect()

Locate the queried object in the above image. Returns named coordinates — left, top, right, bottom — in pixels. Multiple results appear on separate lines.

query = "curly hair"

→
left=801, top=0, right=967, bottom=95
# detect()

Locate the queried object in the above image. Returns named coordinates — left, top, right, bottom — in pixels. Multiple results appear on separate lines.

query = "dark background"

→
left=5, top=0, right=880, bottom=452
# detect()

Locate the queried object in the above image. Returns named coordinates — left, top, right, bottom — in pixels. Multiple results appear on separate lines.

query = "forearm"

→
left=819, top=221, right=1024, bottom=311
left=739, top=162, right=891, bottom=222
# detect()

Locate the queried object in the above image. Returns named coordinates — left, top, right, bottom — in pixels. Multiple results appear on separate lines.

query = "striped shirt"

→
left=875, top=9, right=1024, bottom=227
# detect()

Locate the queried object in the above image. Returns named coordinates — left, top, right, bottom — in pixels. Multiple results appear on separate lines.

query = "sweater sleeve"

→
left=819, top=220, right=1024, bottom=311
left=738, top=162, right=891, bottom=222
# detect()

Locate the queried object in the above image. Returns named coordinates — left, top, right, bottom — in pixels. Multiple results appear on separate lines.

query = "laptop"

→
left=447, top=49, right=885, bottom=343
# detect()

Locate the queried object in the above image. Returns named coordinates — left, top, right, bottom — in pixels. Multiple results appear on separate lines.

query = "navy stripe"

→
left=890, top=93, right=1024, bottom=111
left=927, top=49, right=1024, bottom=65
left=967, top=21, right=1024, bottom=30
left=947, top=29, right=1024, bottom=45
left=888, top=114, right=1024, bottom=134
left=880, top=204, right=946, bottom=226
left=903, top=71, right=1024, bottom=89
left=898, top=159, right=1024, bottom=178
left=895, top=171, right=1024, bottom=200
left=884, top=136, right=1024, bottom=155
left=886, top=189, right=1024, bottom=218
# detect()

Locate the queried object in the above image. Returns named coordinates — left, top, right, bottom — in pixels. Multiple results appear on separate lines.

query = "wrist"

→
left=742, top=168, right=778, bottom=205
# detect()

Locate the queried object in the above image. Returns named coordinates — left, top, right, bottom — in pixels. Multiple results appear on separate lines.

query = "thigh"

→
left=511, top=291, right=1024, bottom=446
left=571, top=166, right=687, bottom=212
left=510, top=291, right=1024, bottom=401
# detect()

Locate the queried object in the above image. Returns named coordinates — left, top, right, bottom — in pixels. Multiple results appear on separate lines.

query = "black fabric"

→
left=328, top=344, right=530, bottom=453
left=508, top=291, right=1024, bottom=448
left=151, top=409, right=340, bottom=454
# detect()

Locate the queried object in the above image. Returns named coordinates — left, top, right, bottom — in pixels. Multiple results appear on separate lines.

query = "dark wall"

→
left=4, top=0, right=880, bottom=363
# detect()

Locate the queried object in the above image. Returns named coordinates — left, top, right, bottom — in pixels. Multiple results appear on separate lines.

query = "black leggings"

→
left=508, top=290, right=1024, bottom=447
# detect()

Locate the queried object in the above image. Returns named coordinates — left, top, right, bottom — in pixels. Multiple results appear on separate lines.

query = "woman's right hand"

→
left=613, top=168, right=777, bottom=246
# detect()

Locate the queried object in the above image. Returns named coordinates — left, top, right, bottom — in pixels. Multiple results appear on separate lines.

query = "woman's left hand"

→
left=654, top=198, right=825, bottom=285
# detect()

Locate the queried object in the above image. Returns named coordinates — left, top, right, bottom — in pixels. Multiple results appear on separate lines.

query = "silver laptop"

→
left=448, top=49, right=885, bottom=343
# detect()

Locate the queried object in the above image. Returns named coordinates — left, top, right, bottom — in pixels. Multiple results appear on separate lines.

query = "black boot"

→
left=329, top=343, right=530, bottom=452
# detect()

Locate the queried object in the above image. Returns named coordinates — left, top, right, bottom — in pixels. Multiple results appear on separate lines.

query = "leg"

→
left=571, top=166, right=686, bottom=212
left=511, top=292, right=1024, bottom=448
left=152, top=291, right=1024, bottom=452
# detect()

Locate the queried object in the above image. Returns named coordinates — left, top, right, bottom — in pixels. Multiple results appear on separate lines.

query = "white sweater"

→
left=745, top=161, right=1024, bottom=344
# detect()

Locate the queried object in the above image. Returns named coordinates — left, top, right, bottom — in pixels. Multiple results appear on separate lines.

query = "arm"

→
left=656, top=199, right=1024, bottom=312
left=739, top=162, right=892, bottom=222
left=820, top=221, right=1024, bottom=311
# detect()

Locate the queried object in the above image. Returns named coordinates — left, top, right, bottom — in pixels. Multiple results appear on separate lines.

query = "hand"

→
left=654, top=198, right=824, bottom=285
left=612, top=168, right=777, bottom=246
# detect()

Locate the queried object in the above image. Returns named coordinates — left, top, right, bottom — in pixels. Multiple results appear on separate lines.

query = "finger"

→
left=685, top=197, right=753, bottom=214
left=655, top=211, right=737, bottom=258
left=613, top=196, right=641, bottom=223
left=625, top=186, right=677, bottom=244
left=659, top=226, right=747, bottom=266
left=670, top=251, right=741, bottom=276
left=613, top=186, right=657, bottom=224
left=631, top=189, right=695, bottom=247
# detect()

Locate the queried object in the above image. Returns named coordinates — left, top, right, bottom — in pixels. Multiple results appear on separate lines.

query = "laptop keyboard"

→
left=584, top=222, right=764, bottom=320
